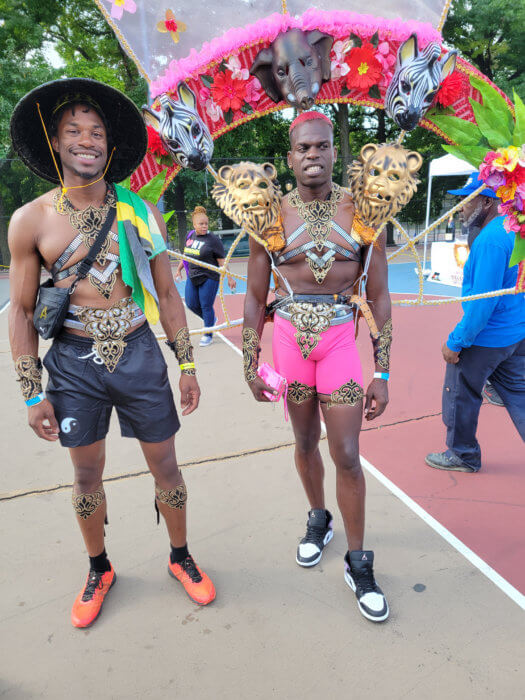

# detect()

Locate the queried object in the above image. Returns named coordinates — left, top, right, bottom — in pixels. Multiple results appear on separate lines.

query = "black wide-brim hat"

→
left=10, top=77, right=147, bottom=184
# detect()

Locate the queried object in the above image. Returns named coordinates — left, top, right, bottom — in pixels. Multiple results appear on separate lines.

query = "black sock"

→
left=170, top=543, right=189, bottom=564
left=89, top=549, right=111, bottom=573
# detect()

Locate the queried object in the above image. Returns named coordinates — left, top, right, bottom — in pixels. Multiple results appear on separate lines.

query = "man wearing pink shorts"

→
left=242, top=113, right=392, bottom=622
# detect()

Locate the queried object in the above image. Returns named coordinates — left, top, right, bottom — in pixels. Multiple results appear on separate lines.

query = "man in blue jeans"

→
left=426, top=173, right=525, bottom=473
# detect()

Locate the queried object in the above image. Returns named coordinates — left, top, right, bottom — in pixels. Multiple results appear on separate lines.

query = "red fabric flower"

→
left=210, top=70, right=247, bottom=112
left=147, top=125, right=168, bottom=157
left=344, top=42, right=382, bottom=91
left=165, top=19, right=178, bottom=32
left=435, top=71, right=463, bottom=107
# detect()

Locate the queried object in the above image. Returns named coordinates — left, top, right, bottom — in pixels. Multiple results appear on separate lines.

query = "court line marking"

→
left=360, top=456, right=525, bottom=610
left=0, top=300, right=10, bottom=315
left=216, top=325, right=525, bottom=611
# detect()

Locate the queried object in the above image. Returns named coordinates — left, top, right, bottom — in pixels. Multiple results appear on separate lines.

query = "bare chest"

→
left=279, top=194, right=360, bottom=267
left=37, top=202, right=119, bottom=272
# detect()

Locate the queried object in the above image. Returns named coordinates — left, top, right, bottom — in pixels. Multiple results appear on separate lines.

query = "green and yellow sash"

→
left=115, top=184, right=166, bottom=325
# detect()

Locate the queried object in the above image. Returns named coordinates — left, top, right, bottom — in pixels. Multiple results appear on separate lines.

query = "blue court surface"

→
left=174, top=262, right=462, bottom=300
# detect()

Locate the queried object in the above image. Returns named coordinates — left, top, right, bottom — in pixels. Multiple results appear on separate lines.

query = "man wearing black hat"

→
left=426, top=173, right=525, bottom=473
left=8, top=78, right=216, bottom=628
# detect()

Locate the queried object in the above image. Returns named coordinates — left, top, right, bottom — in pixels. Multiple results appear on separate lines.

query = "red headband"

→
left=289, top=111, right=333, bottom=135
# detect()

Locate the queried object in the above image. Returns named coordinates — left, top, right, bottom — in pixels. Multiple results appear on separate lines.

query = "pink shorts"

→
left=272, top=314, right=364, bottom=405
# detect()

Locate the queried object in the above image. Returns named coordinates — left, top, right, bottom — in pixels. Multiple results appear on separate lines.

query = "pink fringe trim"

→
left=150, top=9, right=441, bottom=97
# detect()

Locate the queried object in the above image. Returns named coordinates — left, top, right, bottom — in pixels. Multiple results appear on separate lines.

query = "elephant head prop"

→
left=250, top=29, right=333, bottom=110
left=385, top=34, right=457, bottom=131
left=143, top=82, right=214, bottom=171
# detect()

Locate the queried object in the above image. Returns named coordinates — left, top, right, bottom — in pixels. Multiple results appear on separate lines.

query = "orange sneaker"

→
left=168, top=555, right=215, bottom=605
left=71, top=565, right=116, bottom=628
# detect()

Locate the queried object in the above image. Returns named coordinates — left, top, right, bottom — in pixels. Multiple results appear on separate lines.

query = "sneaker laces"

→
left=81, top=569, right=104, bottom=602
left=302, top=522, right=327, bottom=547
left=352, top=563, right=378, bottom=595
left=179, top=556, right=203, bottom=583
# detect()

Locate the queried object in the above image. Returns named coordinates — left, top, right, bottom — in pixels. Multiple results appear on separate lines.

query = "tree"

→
left=0, top=0, right=148, bottom=263
left=443, top=0, right=525, bottom=97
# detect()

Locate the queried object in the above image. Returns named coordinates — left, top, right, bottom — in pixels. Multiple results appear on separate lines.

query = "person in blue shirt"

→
left=426, top=173, right=525, bottom=472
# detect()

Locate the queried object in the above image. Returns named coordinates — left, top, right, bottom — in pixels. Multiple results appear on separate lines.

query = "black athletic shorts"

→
left=43, top=323, right=180, bottom=448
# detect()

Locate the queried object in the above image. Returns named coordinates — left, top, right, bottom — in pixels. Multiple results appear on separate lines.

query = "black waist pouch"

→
left=32, top=204, right=116, bottom=340
left=33, top=278, right=74, bottom=340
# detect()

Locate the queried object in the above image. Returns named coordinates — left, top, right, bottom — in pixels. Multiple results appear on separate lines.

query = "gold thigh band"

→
left=325, top=380, right=364, bottom=409
left=287, top=380, right=317, bottom=404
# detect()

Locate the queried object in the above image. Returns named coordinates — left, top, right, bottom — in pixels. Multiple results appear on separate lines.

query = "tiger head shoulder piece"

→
left=348, top=142, right=423, bottom=229
left=212, top=162, right=283, bottom=248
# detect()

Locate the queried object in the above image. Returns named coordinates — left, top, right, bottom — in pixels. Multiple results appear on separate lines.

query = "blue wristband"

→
left=25, top=392, right=45, bottom=407
left=373, top=372, right=390, bottom=381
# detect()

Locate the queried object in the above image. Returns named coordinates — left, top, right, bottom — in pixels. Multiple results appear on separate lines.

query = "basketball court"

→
left=0, top=262, right=523, bottom=699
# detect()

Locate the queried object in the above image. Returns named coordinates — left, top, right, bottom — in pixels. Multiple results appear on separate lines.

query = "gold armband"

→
left=242, top=327, right=260, bottom=383
left=166, top=327, right=196, bottom=375
left=14, top=355, right=43, bottom=400
left=372, top=318, right=393, bottom=371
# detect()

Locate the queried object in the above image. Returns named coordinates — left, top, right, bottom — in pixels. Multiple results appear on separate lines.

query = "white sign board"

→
left=429, top=241, right=469, bottom=288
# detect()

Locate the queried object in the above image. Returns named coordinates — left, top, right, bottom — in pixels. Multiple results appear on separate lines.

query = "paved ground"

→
left=1, top=266, right=523, bottom=699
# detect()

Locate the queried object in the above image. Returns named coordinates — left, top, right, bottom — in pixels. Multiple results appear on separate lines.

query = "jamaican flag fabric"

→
left=114, top=184, right=166, bottom=325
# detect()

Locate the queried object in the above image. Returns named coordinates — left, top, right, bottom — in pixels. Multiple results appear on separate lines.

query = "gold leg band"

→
left=72, top=487, right=105, bottom=520
left=325, top=380, right=364, bottom=409
left=287, top=380, right=317, bottom=405
left=155, top=482, right=187, bottom=510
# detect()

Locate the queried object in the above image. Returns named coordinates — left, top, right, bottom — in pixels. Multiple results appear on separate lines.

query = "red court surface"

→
left=215, top=292, right=525, bottom=603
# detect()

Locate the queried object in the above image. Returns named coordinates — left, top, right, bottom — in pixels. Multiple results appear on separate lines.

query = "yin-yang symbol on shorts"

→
left=61, top=417, right=79, bottom=434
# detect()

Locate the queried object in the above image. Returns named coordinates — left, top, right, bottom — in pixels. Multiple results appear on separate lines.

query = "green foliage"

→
left=509, top=235, right=525, bottom=268
left=513, top=91, right=525, bottom=147
left=442, top=143, right=488, bottom=168
left=469, top=75, right=514, bottom=138
left=429, top=114, right=483, bottom=146
left=135, top=170, right=169, bottom=205
left=443, top=0, right=525, bottom=97
left=469, top=99, right=508, bottom=148
left=1, top=0, right=524, bottom=264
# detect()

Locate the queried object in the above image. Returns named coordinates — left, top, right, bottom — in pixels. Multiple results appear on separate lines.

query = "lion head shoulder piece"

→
left=348, top=142, right=423, bottom=229
left=211, top=161, right=282, bottom=244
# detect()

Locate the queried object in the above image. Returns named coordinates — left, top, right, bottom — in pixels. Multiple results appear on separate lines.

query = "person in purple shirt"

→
left=175, top=206, right=236, bottom=346
left=426, top=173, right=525, bottom=473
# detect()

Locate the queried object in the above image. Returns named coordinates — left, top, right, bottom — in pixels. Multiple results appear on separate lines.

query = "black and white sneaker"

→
left=344, top=551, right=389, bottom=622
left=296, top=509, right=333, bottom=567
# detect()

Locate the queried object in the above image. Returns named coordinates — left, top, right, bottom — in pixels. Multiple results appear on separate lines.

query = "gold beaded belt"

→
left=63, top=297, right=145, bottom=372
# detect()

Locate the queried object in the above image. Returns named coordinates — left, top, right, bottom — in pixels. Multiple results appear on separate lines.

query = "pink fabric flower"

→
left=245, top=77, right=263, bottom=106
left=331, top=40, right=350, bottom=79
left=205, top=98, right=223, bottom=123
left=514, top=184, right=525, bottom=212
left=498, top=200, right=514, bottom=217
left=375, top=41, right=395, bottom=87
left=199, top=86, right=211, bottom=103
left=485, top=170, right=506, bottom=190
left=106, top=0, right=136, bottom=21
left=503, top=213, right=521, bottom=234
left=225, top=55, right=249, bottom=81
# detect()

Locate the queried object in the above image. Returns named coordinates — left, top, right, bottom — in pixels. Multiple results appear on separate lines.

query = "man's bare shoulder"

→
left=8, top=190, right=56, bottom=249
left=10, top=190, right=55, bottom=226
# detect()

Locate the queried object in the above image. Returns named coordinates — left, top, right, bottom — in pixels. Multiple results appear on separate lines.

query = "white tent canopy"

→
left=422, top=154, right=476, bottom=271
left=429, top=153, right=476, bottom=179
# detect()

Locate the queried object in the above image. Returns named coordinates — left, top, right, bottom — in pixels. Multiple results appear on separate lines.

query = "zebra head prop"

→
left=385, top=34, right=457, bottom=131
left=143, top=83, right=214, bottom=171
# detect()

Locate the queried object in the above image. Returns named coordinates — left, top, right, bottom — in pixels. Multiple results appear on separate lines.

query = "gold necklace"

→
left=53, top=185, right=118, bottom=298
left=288, top=183, right=344, bottom=283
